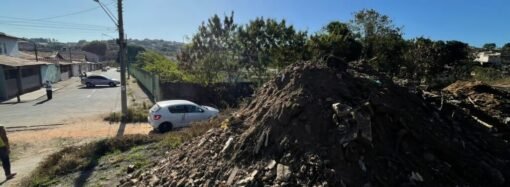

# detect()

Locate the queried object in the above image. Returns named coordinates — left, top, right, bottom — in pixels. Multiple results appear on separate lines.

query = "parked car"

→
left=148, top=100, right=219, bottom=132
left=81, top=75, right=120, bottom=87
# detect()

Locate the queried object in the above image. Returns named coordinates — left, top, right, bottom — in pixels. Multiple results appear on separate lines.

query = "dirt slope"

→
left=120, top=62, right=510, bottom=187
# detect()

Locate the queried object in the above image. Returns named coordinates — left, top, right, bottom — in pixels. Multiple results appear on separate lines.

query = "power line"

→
left=0, top=16, right=114, bottom=29
left=34, top=1, right=116, bottom=21
left=0, top=22, right=115, bottom=32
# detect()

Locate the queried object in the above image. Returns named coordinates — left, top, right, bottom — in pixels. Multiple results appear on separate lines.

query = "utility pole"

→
left=94, top=0, right=127, bottom=136
left=33, top=43, right=38, bottom=62
left=116, top=0, right=128, bottom=137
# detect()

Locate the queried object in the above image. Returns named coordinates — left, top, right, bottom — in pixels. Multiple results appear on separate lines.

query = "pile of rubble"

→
left=120, top=62, right=510, bottom=187
left=443, top=81, right=510, bottom=125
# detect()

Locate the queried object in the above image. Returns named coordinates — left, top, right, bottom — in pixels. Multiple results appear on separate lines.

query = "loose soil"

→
left=120, top=62, right=510, bottom=186
left=3, top=118, right=151, bottom=187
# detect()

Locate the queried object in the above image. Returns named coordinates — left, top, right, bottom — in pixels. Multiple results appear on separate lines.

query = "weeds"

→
left=22, top=111, right=229, bottom=187
left=21, top=135, right=158, bottom=187
left=104, top=106, right=147, bottom=123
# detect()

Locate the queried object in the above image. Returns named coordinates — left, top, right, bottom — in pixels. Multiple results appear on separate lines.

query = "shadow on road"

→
left=33, top=99, right=50, bottom=106
left=78, top=86, right=117, bottom=89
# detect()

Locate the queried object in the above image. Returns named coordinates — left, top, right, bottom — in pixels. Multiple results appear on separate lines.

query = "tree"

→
left=308, top=21, right=362, bottom=62
left=82, top=41, right=107, bottom=57
left=127, top=45, right=145, bottom=64
left=349, top=9, right=406, bottom=76
left=237, top=18, right=308, bottom=82
left=136, top=51, right=189, bottom=82
left=177, top=12, right=239, bottom=84
left=482, top=43, right=497, bottom=51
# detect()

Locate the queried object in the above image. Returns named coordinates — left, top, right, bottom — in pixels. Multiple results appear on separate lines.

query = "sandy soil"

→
left=1, top=117, right=152, bottom=187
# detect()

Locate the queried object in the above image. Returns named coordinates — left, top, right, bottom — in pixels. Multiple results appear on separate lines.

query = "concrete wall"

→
left=159, top=82, right=254, bottom=108
left=0, top=66, right=5, bottom=100
left=41, top=64, right=59, bottom=83
left=21, top=74, right=41, bottom=92
left=0, top=37, right=19, bottom=56
left=5, top=79, right=18, bottom=99
left=60, top=65, right=70, bottom=81
left=129, top=65, right=161, bottom=101
left=72, top=64, right=80, bottom=77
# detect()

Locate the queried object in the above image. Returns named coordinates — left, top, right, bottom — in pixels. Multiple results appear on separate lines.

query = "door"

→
left=167, top=105, right=187, bottom=127
left=184, top=105, right=207, bottom=123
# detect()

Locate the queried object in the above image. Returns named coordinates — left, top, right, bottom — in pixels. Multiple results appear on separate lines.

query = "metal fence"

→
left=128, top=64, right=161, bottom=102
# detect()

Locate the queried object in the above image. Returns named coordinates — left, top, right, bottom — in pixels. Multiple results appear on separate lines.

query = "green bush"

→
left=472, top=66, right=504, bottom=82
left=104, top=106, right=147, bottom=123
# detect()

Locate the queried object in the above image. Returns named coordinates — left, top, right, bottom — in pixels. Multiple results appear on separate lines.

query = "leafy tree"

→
left=349, top=9, right=406, bottom=76
left=136, top=51, right=190, bottom=82
left=127, top=45, right=145, bottom=64
left=237, top=18, right=308, bottom=82
left=178, top=13, right=239, bottom=84
left=482, top=43, right=497, bottom=51
left=82, top=41, right=107, bottom=57
left=308, top=21, right=362, bottom=62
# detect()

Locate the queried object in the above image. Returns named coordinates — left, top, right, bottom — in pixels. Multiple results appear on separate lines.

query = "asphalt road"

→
left=0, top=69, right=122, bottom=127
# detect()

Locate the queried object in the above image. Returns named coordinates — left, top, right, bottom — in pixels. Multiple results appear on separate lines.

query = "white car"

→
left=148, top=100, right=219, bottom=132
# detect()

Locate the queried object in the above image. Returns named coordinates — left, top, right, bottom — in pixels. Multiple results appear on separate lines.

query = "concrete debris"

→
left=409, top=171, right=424, bottom=182
left=118, top=62, right=510, bottom=187
left=221, top=136, right=234, bottom=153
left=276, top=164, right=291, bottom=182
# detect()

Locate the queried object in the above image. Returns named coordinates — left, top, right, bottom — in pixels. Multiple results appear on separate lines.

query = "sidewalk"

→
left=1, top=77, right=80, bottom=104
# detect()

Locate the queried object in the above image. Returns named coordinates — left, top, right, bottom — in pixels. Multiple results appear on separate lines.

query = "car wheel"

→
left=86, top=82, right=94, bottom=88
left=158, top=122, right=173, bottom=133
left=109, top=82, right=116, bottom=87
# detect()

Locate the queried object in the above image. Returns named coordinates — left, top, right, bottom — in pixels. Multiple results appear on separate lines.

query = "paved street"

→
left=0, top=69, right=122, bottom=127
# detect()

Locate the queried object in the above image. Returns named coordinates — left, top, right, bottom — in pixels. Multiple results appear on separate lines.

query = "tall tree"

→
left=178, top=12, right=239, bottom=84
left=308, top=21, right=362, bottom=62
left=349, top=9, right=406, bottom=76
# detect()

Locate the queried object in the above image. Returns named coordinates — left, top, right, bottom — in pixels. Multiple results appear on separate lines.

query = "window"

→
left=168, top=105, right=187, bottom=113
left=186, top=105, right=204, bottom=113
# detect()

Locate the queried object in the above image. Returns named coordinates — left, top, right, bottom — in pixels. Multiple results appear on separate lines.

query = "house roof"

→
left=57, top=50, right=99, bottom=62
left=0, top=55, right=47, bottom=67
left=0, top=32, right=21, bottom=40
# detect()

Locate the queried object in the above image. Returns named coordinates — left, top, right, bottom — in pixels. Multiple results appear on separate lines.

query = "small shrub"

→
left=104, top=106, right=147, bottom=123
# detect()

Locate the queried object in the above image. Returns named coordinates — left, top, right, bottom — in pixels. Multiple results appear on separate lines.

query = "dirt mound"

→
left=443, top=81, right=510, bottom=125
left=120, top=62, right=510, bottom=187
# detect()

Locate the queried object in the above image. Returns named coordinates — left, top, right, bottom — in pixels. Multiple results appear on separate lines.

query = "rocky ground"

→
left=119, top=61, right=510, bottom=186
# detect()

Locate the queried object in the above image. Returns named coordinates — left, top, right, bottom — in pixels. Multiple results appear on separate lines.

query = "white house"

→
left=474, top=51, right=501, bottom=65
left=0, top=32, right=20, bottom=56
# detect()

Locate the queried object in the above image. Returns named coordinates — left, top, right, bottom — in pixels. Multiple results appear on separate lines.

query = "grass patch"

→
left=22, top=111, right=229, bottom=187
left=20, top=135, right=158, bottom=187
left=104, top=104, right=150, bottom=123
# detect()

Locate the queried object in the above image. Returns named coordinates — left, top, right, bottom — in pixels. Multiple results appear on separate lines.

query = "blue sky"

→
left=0, top=0, right=508, bottom=47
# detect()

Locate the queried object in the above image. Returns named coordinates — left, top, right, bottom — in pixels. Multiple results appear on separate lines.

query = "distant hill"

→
left=21, top=38, right=184, bottom=62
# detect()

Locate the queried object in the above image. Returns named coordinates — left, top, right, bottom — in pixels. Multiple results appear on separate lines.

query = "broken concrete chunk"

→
left=266, top=160, right=277, bottom=170
left=127, top=164, right=135, bottom=174
left=276, top=164, right=291, bottom=181
left=409, top=171, right=424, bottom=182
left=332, top=103, right=353, bottom=117
left=226, top=167, right=239, bottom=186
left=221, top=137, right=234, bottom=153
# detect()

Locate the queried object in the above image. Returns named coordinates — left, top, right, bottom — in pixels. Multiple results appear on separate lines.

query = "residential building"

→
left=0, top=55, right=46, bottom=100
left=0, top=32, right=20, bottom=56
left=474, top=51, right=501, bottom=65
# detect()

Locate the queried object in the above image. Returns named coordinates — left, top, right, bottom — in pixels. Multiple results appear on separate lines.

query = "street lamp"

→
left=94, top=0, right=128, bottom=137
